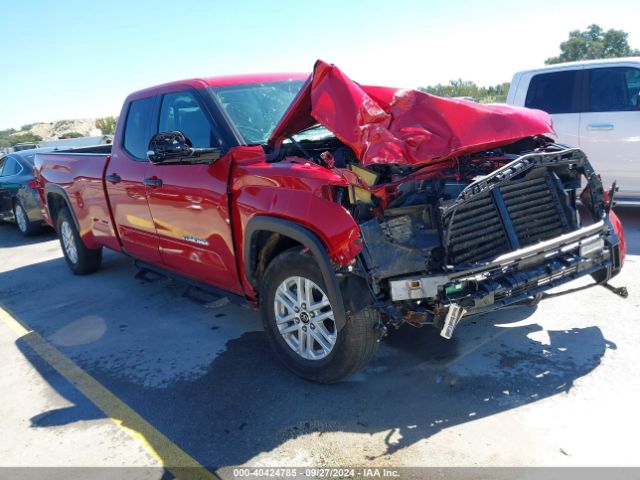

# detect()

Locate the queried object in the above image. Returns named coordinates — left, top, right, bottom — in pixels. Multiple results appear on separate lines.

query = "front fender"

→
left=244, top=216, right=348, bottom=330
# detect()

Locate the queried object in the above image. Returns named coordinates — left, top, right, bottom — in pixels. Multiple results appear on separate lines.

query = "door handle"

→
left=144, top=177, right=163, bottom=188
left=587, top=123, right=614, bottom=131
left=105, top=174, right=122, bottom=184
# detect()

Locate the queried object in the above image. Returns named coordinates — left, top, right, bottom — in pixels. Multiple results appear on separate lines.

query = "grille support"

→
left=445, top=171, right=573, bottom=266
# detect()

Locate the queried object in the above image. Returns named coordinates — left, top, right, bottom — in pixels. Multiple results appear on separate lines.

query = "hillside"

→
left=25, top=118, right=102, bottom=140
left=1, top=118, right=116, bottom=152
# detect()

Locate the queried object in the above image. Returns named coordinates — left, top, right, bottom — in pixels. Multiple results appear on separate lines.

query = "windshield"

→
left=209, top=80, right=305, bottom=144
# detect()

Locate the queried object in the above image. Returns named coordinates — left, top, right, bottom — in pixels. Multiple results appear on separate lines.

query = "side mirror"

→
left=147, top=131, right=221, bottom=164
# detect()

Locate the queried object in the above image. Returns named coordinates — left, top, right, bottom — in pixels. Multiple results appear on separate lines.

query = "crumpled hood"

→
left=268, top=60, right=554, bottom=166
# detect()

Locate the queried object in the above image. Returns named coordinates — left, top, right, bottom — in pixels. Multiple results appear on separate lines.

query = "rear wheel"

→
left=14, top=200, right=41, bottom=236
left=260, top=248, right=380, bottom=383
left=56, top=208, right=102, bottom=275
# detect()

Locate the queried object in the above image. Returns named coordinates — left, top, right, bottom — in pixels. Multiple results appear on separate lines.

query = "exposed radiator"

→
left=501, top=176, right=566, bottom=246
left=446, top=172, right=572, bottom=266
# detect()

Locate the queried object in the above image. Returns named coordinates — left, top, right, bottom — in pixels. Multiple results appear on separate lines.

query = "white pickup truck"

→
left=507, top=57, right=640, bottom=205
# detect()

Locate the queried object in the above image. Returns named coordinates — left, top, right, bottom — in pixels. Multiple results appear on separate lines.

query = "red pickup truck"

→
left=35, top=60, right=626, bottom=383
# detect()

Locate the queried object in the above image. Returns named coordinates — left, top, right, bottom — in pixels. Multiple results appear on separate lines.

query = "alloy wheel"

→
left=273, top=276, right=337, bottom=360
left=60, top=221, right=78, bottom=264
left=15, top=204, right=28, bottom=233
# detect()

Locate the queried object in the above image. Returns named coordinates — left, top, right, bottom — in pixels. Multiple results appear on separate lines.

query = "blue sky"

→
left=1, top=0, right=639, bottom=129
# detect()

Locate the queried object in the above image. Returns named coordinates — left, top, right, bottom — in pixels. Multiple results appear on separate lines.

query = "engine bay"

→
left=256, top=108, right=625, bottom=337
left=271, top=127, right=612, bottom=306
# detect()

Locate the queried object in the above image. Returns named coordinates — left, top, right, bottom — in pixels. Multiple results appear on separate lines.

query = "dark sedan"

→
left=0, top=149, right=46, bottom=236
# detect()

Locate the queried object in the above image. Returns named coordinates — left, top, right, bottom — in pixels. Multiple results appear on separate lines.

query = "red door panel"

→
left=144, top=156, right=243, bottom=294
left=106, top=151, right=162, bottom=264
left=107, top=94, right=162, bottom=265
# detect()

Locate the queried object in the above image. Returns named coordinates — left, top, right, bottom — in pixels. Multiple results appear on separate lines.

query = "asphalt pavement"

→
left=0, top=208, right=638, bottom=478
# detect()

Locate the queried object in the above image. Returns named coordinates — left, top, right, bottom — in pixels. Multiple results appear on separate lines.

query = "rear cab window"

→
left=123, top=96, right=155, bottom=160
left=525, top=70, right=581, bottom=114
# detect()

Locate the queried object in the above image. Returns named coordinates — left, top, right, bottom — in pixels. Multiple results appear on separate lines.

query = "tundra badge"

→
left=182, top=235, right=209, bottom=246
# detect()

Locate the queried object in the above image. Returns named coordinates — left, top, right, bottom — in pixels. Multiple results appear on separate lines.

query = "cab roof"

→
left=127, top=72, right=310, bottom=101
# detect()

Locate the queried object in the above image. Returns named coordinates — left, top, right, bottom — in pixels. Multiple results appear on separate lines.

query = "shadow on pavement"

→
left=15, top=335, right=105, bottom=428
left=0, top=221, right=56, bottom=247
left=1, top=248, right=616, bottom=471
left=107, top=322, right=610, bottom=468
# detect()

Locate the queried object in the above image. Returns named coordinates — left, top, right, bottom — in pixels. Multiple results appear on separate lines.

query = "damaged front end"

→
left=359, top=146, right=625, bottom=337
left=266, top=60, right=627, bottom=339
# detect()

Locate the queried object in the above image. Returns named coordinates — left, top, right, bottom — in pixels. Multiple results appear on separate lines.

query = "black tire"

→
left=14, top=200, right=41, bottom=236
left=260, top=248, right=380, bottom=383
left=56, top=208, right=102, bottom=275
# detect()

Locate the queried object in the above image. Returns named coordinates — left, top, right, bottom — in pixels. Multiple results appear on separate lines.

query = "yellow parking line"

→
left=0, top=305, right=218, bottom=480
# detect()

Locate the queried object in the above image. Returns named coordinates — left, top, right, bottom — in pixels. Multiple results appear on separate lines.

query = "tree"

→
left=0, top=132, right=42, bottom=148
left=420, top=79, right=510, bottom=103
left=546, top=24, right=640, bottom=64
left=95, top=116, right=117, bottom=135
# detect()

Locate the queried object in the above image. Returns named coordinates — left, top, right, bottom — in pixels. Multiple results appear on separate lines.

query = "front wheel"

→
left=260, top=248, right=380, bottom=383
left=56, top=208, right=102, bottom=275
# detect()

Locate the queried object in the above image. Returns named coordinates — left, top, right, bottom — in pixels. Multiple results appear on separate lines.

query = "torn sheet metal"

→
left=269, top=60, right=554, bottom=167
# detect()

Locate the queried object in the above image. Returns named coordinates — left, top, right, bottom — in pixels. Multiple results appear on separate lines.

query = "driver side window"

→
left=158, top=91, right=215, bottom=148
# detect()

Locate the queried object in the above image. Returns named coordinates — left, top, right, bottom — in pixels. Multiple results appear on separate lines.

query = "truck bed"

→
left=49, top=144, right=113, bottom=155
left=35, top=146, right=119, bottom=250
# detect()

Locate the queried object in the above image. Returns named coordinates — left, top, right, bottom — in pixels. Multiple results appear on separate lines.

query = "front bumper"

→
left=389, top=217, right=623, bottom=325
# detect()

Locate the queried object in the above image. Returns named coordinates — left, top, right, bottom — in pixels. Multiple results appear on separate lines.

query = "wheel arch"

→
left=244, top=216, right=348, bottom=330
left=44, top=185, right=79, bottom=231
